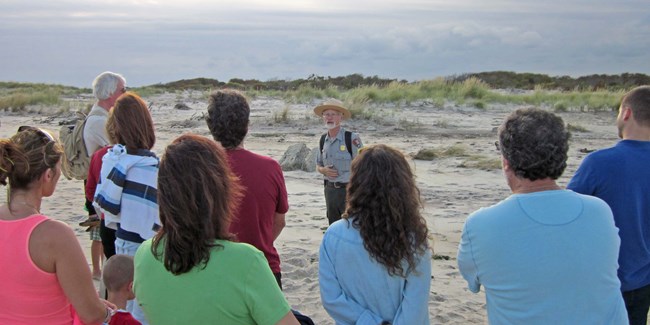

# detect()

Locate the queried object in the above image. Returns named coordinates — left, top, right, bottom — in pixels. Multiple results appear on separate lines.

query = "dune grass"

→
left=414, top=144, right=501, bottom=170
left=567, top=123, right=589, bottom=133
left=272, top=105, right=291, bottom=123
left=0, top=82, right=90, bottom=112
left=0, top=78, right=626, bottom=116
left=0, top=91, right=60, bottom=111
left=459, top=157, right=502, bottom=170
left=414, top=144, right=470, bottom=160
left=279, top=77, right=623, bottom=119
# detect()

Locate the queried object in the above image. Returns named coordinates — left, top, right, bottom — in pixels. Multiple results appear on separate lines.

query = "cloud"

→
left=0, top=0, right=648, bottom=86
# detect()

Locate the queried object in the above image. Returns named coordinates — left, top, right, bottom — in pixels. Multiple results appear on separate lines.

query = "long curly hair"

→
left=152, top=134, right=242, bottom=275
left=343, top=144, right=430, bottom=277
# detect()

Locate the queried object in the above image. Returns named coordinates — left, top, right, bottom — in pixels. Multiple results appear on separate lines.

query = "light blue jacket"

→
left=319, top=218, right=431, bottom=325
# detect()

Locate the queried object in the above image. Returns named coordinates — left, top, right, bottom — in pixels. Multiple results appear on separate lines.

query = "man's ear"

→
left=622, top=106, right=633, bottom=121
left=502, top=157, right=510, bottom=170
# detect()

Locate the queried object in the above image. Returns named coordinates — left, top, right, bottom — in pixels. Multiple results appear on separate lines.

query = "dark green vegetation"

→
left=454, top=71, right=650, bottom=91
left=1, top=72, right=648, bottom=112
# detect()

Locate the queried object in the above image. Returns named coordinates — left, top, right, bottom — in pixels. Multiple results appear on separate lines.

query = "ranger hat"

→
left=314, top=99, right=351, bottom=120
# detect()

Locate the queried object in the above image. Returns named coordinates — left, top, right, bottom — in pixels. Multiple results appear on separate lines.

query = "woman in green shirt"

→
left=134, top=134, right=298, bottom=325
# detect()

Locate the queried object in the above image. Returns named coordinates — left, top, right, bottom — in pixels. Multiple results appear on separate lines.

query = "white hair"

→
left=92, top=71, right=126, bottom=100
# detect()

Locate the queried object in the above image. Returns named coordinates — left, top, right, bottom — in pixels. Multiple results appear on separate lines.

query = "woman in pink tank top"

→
left=0, top=126, right=115, bottom=324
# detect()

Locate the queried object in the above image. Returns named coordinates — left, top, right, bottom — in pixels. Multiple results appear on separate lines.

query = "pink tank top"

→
left=0, top=214, right=74, bottom=324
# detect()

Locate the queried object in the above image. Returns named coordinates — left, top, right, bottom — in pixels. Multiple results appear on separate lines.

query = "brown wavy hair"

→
left=106, top=92, right=156, bottom=151
left=152, top=134, right=242, bottom=275
left=343, top=144, right=430, bottom=277
left=0, top=127, right=62, bottom=190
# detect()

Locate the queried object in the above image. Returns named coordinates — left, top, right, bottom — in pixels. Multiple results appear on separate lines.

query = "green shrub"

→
left=554, top=101, right=568, bottom=112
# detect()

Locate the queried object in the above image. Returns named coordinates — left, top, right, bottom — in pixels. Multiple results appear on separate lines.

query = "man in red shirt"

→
left=205, top=89, right=289, bottom=288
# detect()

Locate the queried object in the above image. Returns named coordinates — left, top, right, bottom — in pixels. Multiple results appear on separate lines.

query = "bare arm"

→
left=272, top=212, right=286, bottom=240
left=275, top=311, right=300, bottom=325
left=30, top=220, right=109, bottom=324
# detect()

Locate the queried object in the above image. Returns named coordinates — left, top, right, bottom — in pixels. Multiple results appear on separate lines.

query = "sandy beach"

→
left=0, top=92, right=620, bottom=324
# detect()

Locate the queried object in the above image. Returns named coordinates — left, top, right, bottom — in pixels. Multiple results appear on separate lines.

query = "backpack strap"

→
left=345, top=131, right=352, bottom=158
left=320, top=131, right=353, bottom=158
left=319, top=133, right=326, bottom=153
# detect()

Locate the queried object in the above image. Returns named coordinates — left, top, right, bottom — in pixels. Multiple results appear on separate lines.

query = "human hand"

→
left=322, top=165, right=339, bottom=179
left=101, top=299, right=117, bottom=311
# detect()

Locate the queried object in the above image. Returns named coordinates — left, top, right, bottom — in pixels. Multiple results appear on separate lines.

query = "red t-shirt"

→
left=85, top=146, right=111, bottom=204
left=226, top=149, right=289, bottom=273
left=109, top=310, right=141, bottom=325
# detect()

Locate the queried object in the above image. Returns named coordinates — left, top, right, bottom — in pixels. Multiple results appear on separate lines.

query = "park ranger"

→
left=315, top=99, right=363, bottom=225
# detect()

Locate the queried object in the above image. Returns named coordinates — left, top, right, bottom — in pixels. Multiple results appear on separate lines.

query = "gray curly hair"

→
left=498, top=108, right=570, bottom=181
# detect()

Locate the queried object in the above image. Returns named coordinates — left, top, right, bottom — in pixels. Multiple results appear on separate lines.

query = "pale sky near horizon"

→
left=1, top=0, right=649, bottom=87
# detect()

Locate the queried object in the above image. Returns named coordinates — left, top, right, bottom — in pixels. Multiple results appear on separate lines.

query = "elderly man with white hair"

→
left=82, top=71, right=127, bottom=276
left=84, top=71, right=126, bottom=155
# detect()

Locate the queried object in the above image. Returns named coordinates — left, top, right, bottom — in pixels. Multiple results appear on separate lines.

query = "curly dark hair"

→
left=106, top=92, right=156, bottom=151
left=621, top=85, right=650, bottom=126
left=152, top=134, right=242, bottom=275
left=205, top=89, right=250, bottom=149
left=498, top=108, right=570, bottom=181
left=343, top=144, right=430, bottom=277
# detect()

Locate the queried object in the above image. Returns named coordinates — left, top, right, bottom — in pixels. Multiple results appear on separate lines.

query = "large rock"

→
left=303, top=148, right=319, bottom=172
left=279, top=143, right=311, bottom=171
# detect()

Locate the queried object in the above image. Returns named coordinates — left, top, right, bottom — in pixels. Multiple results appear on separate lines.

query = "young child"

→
left=102, top=255, right=141, bottom=325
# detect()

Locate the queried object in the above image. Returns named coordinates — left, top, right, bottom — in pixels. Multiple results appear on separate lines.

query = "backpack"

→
left=59, top=110, right=100, bottom=180
left=319, top=131, right=352, bottom=157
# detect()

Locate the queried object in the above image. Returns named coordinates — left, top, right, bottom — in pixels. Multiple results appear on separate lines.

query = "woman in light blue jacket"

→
left=319, top=144, right=432, bottom=325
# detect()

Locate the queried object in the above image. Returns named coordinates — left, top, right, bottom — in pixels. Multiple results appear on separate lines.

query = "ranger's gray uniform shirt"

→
left=316, top=127, right=363, bottom=183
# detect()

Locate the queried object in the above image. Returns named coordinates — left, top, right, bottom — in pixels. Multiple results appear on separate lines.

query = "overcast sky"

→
left=1, top=0, right=649, bottom=87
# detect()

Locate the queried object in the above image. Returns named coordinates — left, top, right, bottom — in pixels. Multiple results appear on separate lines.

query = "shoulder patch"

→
left=352, top=138, right=362, bottom=148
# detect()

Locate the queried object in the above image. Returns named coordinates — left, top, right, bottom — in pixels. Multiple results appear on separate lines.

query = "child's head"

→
left=103, top=254, right=135, bottom=298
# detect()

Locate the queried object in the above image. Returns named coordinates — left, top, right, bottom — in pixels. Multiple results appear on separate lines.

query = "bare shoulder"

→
left=29, top=218, right=80, bottom=272
left=31, top=218, right=77, bottom=247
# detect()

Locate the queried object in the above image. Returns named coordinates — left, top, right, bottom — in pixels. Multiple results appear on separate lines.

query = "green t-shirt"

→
left=134, top=239, right=291, bottom=325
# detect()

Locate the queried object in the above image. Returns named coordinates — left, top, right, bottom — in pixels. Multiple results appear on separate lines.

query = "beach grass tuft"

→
left=567, top=123, right=589, bottom=133
left=414, top=144, right=469, bottom=160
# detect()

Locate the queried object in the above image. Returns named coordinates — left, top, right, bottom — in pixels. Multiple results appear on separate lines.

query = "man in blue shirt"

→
left=314, top=99, right=363, bottom=225
left=459, top=108, right=628, bottom=324
left=568, top=86, right=650, bottom=325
